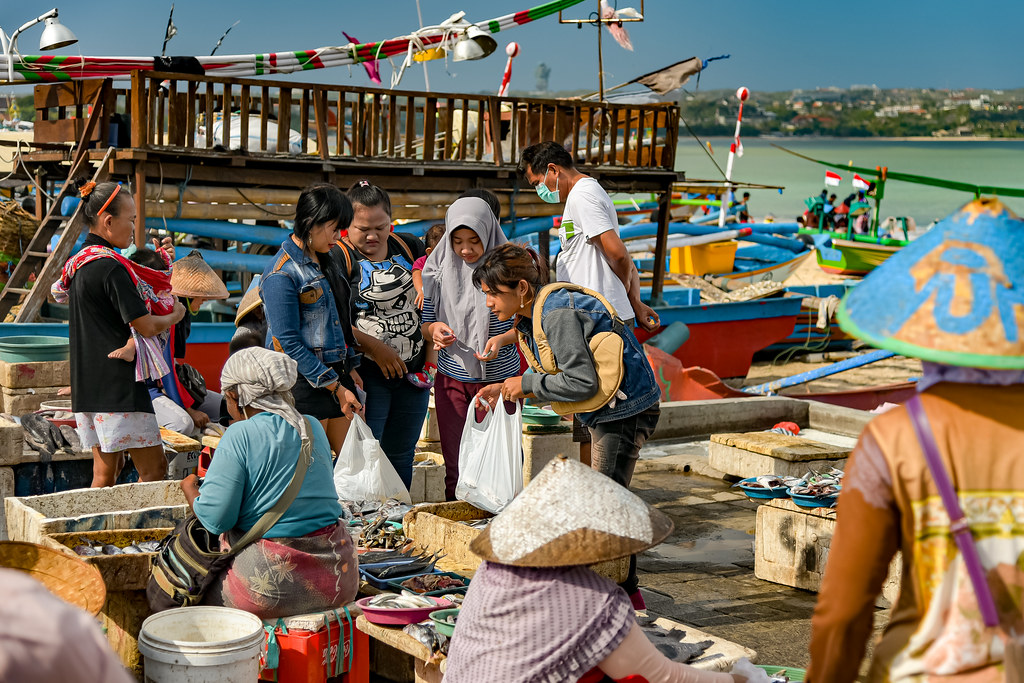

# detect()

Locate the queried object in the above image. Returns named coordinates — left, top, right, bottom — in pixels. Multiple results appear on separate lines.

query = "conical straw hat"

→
left=838, top=198, right=1024, bottom=369
left=0, top=541, right=106, bottom=615
left=171, top=250, right=229, bottom=299
left=235, top=276, right=263, bottom=326
left=470, top=455, right=674, bottom=567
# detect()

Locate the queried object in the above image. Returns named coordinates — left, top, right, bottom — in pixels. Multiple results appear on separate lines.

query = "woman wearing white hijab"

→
left=179, top=347, right=358, bottom=618
left=421, top=197, right=521, bottom=500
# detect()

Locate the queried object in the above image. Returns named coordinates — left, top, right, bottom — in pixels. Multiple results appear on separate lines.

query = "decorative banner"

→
left=0, top=0, right=585, bottom=84
left=824, top=170, right=842, bottom=187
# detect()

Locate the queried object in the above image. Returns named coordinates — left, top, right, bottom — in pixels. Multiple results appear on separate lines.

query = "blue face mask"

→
left=535, top=168, right=560, bottom=204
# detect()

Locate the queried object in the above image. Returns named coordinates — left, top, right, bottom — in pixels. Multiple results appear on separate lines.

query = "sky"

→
left=3, top=0, right=1023, bottom=97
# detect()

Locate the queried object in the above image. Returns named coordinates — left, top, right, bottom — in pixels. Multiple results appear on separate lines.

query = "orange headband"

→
left=97, top=183, right=123, bottom=216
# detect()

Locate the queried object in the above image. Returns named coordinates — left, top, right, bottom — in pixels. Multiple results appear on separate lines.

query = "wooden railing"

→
left=33, top=72, right=678, bottom=172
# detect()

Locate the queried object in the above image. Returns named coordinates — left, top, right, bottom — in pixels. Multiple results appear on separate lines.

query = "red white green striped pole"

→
left=718, top=86, right=749, bottom=229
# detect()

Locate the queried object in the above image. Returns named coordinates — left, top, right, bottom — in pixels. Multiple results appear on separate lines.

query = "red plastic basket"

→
left=260, top=608, right=369, bottom=683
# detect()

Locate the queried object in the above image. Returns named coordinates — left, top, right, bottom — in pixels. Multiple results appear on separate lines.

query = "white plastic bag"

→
left=456, top=400, right=523, bottom=514
left=333, top=414, right=412, bottom=504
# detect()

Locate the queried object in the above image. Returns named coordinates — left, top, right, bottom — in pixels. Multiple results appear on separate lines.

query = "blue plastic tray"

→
left=359, top=567, right=442, bottom=591
left=789, top=486, right=841, bottom=508
left=736, top=477, right=790, bottom=500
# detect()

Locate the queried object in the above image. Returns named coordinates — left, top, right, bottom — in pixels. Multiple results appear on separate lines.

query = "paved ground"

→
left=631, top=437, right=890, bottom=677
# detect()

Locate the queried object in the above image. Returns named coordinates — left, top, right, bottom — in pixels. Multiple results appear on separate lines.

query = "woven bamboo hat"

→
left=171, top=250, right=229, bottom=299
left=0, top=541, right=106, bottom=615
left=235, top=276, right=263, bottom=326
left=470, top=455, right=674, bottom=567
left=838, top=198, right=1024, bottom=369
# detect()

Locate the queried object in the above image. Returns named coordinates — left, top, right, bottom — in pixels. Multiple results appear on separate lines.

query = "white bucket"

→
left=138, top=606, right=264, bottom=683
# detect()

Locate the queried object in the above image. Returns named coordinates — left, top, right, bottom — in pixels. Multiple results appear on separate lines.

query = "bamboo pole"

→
left=144, top=185, right=550, bottom=207
left=145, top=200, right=562, bottom=222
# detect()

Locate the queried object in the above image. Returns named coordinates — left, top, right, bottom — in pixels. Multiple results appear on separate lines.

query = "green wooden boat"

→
left=814, top=237, right=903, bottom=276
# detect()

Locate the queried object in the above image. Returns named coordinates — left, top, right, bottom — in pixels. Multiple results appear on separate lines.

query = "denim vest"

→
left=519, top=287, right=659, bottom=426
left=260, top=238, right=350, bottom=387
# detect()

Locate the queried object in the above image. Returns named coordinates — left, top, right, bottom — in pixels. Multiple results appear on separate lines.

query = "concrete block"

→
left=755, top=498, right=899, bottom=607
left=419, top=397, right=440, bottom=443
left=0, top=360, right=70, bottom=389
left=652, top=397, right=809, bottom=441
left=0, top=418, right=23, bottom=466
left=522, top=430, right=577, bottom=484
left=410, top=452, right=446, bottom=504
left=709, top=442, right=847, bottom=479
left=1, top=443, right=91, bottom=467
left=2, top=386, right=65, bottom=415
left=0, top=466, right=12, bottom=540
left=806, top=401, right=872, bottom=438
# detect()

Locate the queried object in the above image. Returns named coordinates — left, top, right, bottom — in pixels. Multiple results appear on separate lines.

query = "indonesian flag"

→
left=824, top=170, right=842, bottom=186
left=852, top=174, right=870, bottom=190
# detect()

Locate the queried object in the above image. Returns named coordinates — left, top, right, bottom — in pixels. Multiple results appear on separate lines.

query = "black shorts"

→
left=290, top=362, right=356, bottom=420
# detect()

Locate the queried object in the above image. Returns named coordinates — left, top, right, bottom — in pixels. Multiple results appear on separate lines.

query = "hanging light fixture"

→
left=1, top=8, right=78, bottom=83
left=452, top=26, right=497, bottom=62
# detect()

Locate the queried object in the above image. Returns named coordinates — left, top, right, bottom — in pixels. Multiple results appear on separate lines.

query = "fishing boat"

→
left=812, top=234, right=904, bottom=276
left=709, top=250, right=811, bottom=290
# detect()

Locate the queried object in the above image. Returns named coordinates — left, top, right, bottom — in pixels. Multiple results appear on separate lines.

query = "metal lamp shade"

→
left=38, top=17, right=77, bottom=51
left=452, top=27, right=497, bottom=62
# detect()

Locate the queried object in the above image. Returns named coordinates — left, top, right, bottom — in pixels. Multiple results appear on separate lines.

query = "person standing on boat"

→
left=807, top=199, right=1024, bottom=682
left=260, top=184, right=362, bottom=454
left=472, top=243, right=661, bottom=610
left=330, top=181, right=428, bottom=489
left=61, top=180, right=186, bottom=486
left=518, top=141, right=660, bottom=467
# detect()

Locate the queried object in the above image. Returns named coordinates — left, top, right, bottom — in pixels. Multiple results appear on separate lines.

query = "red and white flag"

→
left=824, top=170, right=842, bottom=187
left=852, top=174, right=870, bottom=190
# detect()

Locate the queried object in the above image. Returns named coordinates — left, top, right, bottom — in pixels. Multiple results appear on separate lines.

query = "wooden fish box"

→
left=403, top=501, right=627, bottom=583
left=709, top=431, right=851, bottom=480
left=755, top=498, right=900, bottom=607
left=5, top=480, right=188, bottom=544
left=42, top=527, right=173, bottom=676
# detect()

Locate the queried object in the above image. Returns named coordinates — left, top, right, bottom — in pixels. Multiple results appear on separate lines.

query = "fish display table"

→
left=356, top=614, right=446, bottom=683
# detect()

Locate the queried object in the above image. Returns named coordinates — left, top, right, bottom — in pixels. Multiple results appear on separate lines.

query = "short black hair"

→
left=229, top=328, right=264, bottom=355
left=424, top=224, right=446, bottom=250
left=72, top=179, right=128, bottom=226
left=129, top=247, right=169, bottom=271
left=458, top=189, right=501, bottom=219
left=517, top=141, right=573, bottom=179
left=294, top=184, right=353, bottom=249
left=347, top=180, right=393, bottom=218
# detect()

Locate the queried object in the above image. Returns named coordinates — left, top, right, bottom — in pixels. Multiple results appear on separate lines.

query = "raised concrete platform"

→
left=708, top=431, right=851, bottom=479
left=755, top=498, right=900, bottom=607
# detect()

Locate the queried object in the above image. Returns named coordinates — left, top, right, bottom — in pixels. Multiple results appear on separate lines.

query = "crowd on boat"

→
left=4, top=134, right=1024, bottom=683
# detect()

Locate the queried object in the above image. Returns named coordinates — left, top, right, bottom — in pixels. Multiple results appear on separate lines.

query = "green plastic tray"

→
left=756, top=665, right=806, bottom=681
left=0, top=336, right=69, bottom=363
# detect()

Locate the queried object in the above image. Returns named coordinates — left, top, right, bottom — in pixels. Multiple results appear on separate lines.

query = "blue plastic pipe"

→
left=743, top=349, right=897, bottom=396
left=175, top=248, right=273, bottom=274
left=146, top=219, right=291, bottom=247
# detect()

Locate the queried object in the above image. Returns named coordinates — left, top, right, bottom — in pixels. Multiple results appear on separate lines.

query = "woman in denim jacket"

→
left=474, top=243, right=660, bottom=608
left=260, top=184, right=362, bottom=453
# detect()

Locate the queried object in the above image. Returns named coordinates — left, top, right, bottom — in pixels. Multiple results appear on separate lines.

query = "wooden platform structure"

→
left=8, top=72, right=682, bottom=321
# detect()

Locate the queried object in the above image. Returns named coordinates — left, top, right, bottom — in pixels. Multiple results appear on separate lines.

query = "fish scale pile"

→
left=12, top=411, right=82, bottom=461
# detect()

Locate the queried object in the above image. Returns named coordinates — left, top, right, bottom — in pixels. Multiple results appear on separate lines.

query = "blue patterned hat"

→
left=837, top=198, right=1024, bottom=369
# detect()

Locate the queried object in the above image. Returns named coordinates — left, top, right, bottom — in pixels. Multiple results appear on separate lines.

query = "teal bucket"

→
left=0, top=336, right=70, bottom=363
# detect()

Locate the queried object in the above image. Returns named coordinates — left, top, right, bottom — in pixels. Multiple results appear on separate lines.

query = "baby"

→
left=407, top=223, right=446, bottom=389
left=107, top=247, right=177, bottom=382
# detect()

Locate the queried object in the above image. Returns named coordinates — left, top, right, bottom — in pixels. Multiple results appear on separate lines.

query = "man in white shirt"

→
left=518, top=141, right=660, bottom=332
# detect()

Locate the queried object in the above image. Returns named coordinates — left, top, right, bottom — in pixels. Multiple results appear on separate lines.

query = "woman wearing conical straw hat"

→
left=808, top=199, right=1024, bottom=682
left=445, top=456, right=750, bottom=683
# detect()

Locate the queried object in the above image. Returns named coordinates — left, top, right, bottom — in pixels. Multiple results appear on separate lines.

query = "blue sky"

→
left=3, top=0, right=1023, bottom=95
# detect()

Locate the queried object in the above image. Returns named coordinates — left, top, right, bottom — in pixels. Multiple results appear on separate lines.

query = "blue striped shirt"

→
left=422, top=297, right=521, bottom=382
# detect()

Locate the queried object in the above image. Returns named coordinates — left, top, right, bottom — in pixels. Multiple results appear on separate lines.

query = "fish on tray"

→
left=789, top=482, right=840, bottom=497
left=71, top=538, right=162, bottom=556
left=367, top=592, right=437, bottom=609
left=400, top=574, right=465, bottom=593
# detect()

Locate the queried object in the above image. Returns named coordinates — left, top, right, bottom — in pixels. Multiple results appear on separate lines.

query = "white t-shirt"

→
left=556, top=177, right=632, bottom=317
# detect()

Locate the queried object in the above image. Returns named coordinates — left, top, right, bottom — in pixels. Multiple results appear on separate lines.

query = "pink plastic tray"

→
left=356, top=595, right=453, bottom=626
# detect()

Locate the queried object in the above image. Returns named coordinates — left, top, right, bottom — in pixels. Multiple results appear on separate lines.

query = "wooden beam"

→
left=649, top=184, right=673, bottom=306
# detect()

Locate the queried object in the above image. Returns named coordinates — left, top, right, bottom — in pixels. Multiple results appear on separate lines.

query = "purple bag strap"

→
left=906, top=395, right=1000, bottom=628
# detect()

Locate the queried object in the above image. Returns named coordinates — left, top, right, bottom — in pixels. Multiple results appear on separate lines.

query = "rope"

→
left=678, top=114, right=727, bottom=180
left=234, top=187, right=294, bottom=217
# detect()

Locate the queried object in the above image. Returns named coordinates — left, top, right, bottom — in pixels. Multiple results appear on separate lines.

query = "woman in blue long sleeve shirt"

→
left=260, top=184, right=363, bottom=453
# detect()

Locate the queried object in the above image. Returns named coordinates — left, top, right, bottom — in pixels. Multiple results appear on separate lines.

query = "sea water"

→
left=673, top=137, right=1024, bottom=226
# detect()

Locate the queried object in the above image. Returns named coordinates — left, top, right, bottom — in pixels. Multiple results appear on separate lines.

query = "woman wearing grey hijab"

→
left=179, top=347, right=358, bottom=618
left=421, top=197, right=521, bottom=500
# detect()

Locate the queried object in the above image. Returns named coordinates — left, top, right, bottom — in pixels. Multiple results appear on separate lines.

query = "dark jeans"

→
left=589, top=403, right=661, bottom=594
left=360, top=362, right=430, bottom=490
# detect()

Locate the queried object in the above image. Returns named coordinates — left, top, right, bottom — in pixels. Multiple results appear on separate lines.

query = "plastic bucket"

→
left=138, top=606, right=264, bottom=683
